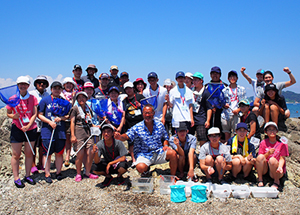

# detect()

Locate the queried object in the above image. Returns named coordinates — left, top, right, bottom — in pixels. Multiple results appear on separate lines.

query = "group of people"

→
left=6, top=64, right=294, bottom=190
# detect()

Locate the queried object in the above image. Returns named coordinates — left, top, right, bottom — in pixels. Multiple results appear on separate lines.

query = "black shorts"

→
left=191, top=125, right=207, bottom=141
left=41, top=139, right=65, bottom=156
left=34, top=132, right=42, bottom=147
left=10, top=124, right=37, bottom=143
left=92, top=160, right=129, bottom=174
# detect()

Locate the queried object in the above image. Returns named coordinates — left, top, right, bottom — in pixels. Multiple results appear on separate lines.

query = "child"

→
left=7, top=76, right=38, bottom=188
left=133, top=78, right=147, bottom=95
left=227, top=123, right=256, bottom=179
left=92, top=124, right=129, bottom=188
left=38, top=81, right=71, bottom=183
left=70, top=91, right=99, bottom=182
left=256, top=122, right=289, bottom=190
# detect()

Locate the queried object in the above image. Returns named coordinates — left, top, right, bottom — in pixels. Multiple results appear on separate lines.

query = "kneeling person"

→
left=199, top=127, right=232, bottom=184
left=227, top=123, right=256, bottom=179
left=93, top=124, right=129, bottom=188
left=169, top=124, right=197, bottom=180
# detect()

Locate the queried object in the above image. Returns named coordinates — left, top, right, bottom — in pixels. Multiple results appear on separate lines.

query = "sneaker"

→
left=83, top=173, right=99, bottom=179
left=45, top=176, right=52, bottom=184
left=31, top=166, right=39, bottom=174
left=56, top=173, right=63, bottom=181
left=23, top=176, right=36, bottom=185
left=117, top=176, right=125, bottom=185
left=219, top=179, right=228, bottom=185
left=98, top=177, right=113, bottom=188
left=14, top=179, right=25, bottom=188
left=75, top=174, right=82, bottom=182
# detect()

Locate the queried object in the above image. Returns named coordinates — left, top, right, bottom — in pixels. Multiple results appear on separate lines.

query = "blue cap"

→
left=148, top=72, right=158, bottom=79
left=228, top=70, right=238, bottom=78
left=239, top=99, right=250, bottom=106
left=192, top=72, right=204, bottom=80
left=120, top=71, right=129, bottom=77
left=256, top=69, right=264, bottom=75
left=236, top=122, right=248, bottom=131
left=176, top=71, right=185, bottom=79
left=108, top=86, right=119, bottom=93
left=100, top=73, right=109, bottom=79
left=211, top=66, right=221, bottom=74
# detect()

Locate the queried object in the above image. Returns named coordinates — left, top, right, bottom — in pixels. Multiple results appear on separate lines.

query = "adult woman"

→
left=70, top=92, right=99, bottom=181
left=256, top=122, right=289, bottom=190
left=7, top=76, right=38, bottom=188
left=133, top=78, right=147, bottom=94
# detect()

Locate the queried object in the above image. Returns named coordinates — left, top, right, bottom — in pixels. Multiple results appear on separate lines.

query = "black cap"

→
left=73, top=64, right=82, bottom=70
left=51, top=81, right=63, bottom=89
left=176, top=123, right=188, bottom=132
left=264, top=84, right=278, bottom=93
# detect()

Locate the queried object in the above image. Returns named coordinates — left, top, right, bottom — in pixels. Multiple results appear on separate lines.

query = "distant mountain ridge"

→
left=282, top=91, right=300, bottom=103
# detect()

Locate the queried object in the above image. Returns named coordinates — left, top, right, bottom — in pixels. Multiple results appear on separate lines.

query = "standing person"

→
left=107, top=65, right=120, bottom=89
left=29, top=75, right=50, bottom=172
left=72, top=64, right=84, bottom=92
left=70, top=91, right=99, bottom=182
left=166, top=71, right=194, bottom=132
left=163, top=78, right=174, bottom=135
left=94, top=73, right=110, bottom=101
left=133, top=78, right=147, bottom=95
left=239, top=99, right=261, bottom=140
left=119, top=72, right=129, bottom=88
left=169, top=124, right=198, bottom=180
left=240, top=67, right=264, bottom=98
left=143, top=72, right=167, bottom=124
left=227, top=123, right=256, bottom=179
left=122, top=82, right=144, bottom=163
left=114, top=104, right=178, bottom=176
left=93, top=124, right=129, bottom=188
left=256, top=122, right=289, bottom=190
left=221, top=70, right=246, bottom=142
left=38, top=81, right=71, bottom=183
left=191, top=72, right=212, bottom=146
left=82, top=64, right=99, bottom=88
left=7, top=76, right=38, bottom=188
left=199, top=127, right=232, bottom=184
left=185, top=72, right=194, bottom=89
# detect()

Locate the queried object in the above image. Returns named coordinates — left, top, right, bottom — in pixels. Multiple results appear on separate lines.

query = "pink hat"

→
left=83, top=82, right=94, bottom=89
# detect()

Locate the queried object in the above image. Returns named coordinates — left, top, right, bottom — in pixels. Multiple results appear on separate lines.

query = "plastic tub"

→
left=191, top=185, right=207, bottom=203
left=231, top=185, right=250, bottom=199
left=131, top=177, right=154, bottom=194
left=159, top=175, right=176, bottom=195
left=211, top=184, right=232, bottom=199
left=175, top=181, right=196, bottom=197
left=250, top=187, right=279, bottom=198
left=170, top=185, right=187, bottom=203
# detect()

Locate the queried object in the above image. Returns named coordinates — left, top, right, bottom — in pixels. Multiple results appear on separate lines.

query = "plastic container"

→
left=250, top=187, right=279, bottom=198
left=131, top=177, right=154, bottom=194
left=170, top=185, right=187, bottom=203
left=191, top=185, right=207, bottom=203
left=159, top=175, right=176, bottom=195
left=231, top=185, right=250, bottom=199
left=211, top=184, right=232, bottom=199
left=175, top=180, right=196, bottom=197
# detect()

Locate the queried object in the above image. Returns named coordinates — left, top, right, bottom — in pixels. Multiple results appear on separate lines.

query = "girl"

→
left=256, top=122, right=289, bottom=189
left=7, top=76, right=38, bottom=188
left=70, top=92, right=99, bottom=181
left=133, top=78, right=147, bottom=95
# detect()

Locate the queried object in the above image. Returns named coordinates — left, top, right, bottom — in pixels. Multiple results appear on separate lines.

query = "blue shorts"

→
left=10, top=124, right=37, bottom=143
left=41, top=139, right=65, bottom=156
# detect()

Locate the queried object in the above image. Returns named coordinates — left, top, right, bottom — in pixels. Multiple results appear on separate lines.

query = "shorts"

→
left=136, top=151, right=167, bottom=166
left=10, top=124, right=37, bottom=143
left=221, top=115, right=240, bottom=133
left=92, top=160, right=129, bottom=174
left=65, top=121, right=71, bottom=134
left=41, top=139, right=65, bottom=156
left=34, top=132, right=42, bottom=147
left=73, top=136, right=94, bottom=151
left=193, top=125, right=207, bottom=141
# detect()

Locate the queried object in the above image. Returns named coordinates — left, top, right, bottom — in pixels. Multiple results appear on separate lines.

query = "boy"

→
left=93, top=124, right=129, bottom=188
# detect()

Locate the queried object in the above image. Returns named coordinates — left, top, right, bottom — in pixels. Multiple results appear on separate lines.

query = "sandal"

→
left=258, top=181, right=264, bottom=187
left=75, top=174, right=82, bottom=182
left=271, top=182, right=280, bottom=190
left=83, top=173, right=99, bottom=179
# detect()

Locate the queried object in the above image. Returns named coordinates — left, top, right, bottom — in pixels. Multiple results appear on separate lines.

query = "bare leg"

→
left=264, top=104, right=270, bottom=123
left=177, top=154, right=185, bottom=178
left=136, top=163, right=149, bottom=174
left=85, top=147, right=95, bottom=176
left=117, top=167, right=127, bottom=177
left=43, top=154, right=52, bottom=177
left=270, top=105, right=279, bottom=125
left=75, top=149, right=84, bottom=175
left=65, top=133, right=71, bottom=163
left=55, top=153, right=63, bottom=174
left=231, top=158, right=242, bottom=178
left=11, top=142, right=22, bottom=180
left=243, top=159, right=253, bottom=177
left=166, top=150, right=178, bottom=176
left=203, top=155, right=214, bottom=179
left=24, top=141, right=35, bottom=177
left=215, top=156, right=226, bottom=180
left=268, top=157, right=284, bottom=186
left=129, top=145, right=135, bottom=163
left=255, top=154, right=268, bottom=185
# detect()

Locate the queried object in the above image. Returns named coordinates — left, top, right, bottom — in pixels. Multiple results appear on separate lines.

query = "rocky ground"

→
left=1, top=107, right=300, bottom=214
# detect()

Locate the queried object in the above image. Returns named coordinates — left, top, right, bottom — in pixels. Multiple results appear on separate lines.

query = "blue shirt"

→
left=126, top=120, right=169, bottom=160
left=169, top=134, right=196, bottom=156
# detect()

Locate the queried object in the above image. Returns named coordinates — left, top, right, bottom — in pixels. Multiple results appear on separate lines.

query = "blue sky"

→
left=0, top=1, right=299, bottom=96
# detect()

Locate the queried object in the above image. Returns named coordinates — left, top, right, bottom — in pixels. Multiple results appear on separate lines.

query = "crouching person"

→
left=256, top=122, right=289, bottom=190
left=169, top=123, right=198, bottom=181
left=199, top=127, right=232, bottom=184
left=227, top=123, right=256, bottom=180
left=92, top=124, right=129, bottom=188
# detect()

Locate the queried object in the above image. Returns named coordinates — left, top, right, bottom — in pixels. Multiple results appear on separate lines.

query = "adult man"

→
left=94, top=73, right=110, bottom=100
left=120, top=72, right=129, bottom=87
left=166, top=71, right=194, bottom=132
left=240, top=67, right=264, bottom=98
left=169, top=124, right=197, bottom=180
left=72, top=64, right=84, bottom=92
left=82, top=64, right=99, bottom=88
left=143, top=72, right=167, bottom=124
left=115, top=104, right=178, bottom=176
left=108, top=65, right=120, bottom=89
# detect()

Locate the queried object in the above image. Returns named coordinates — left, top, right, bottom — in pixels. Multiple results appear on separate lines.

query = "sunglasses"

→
left=36, top=81, right=48, bottom=85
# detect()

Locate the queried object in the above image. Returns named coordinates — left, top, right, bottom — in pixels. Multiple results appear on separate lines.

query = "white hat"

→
left=16, top=76, right=30, bottom=85
left=264, top=122, right=278, bottom=131
left=164, top=78, right=172, bottom=86
left=101, top=124, right=115, bottom=131
left=124, top=81, right=134, bottom=89
left=185, top=72, right=193, bottom=79
left=208, top=127, right=220, bottom=135
left=62, top=77, right=77, bottom=89
left=75, top=91, right=88, bottom=100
